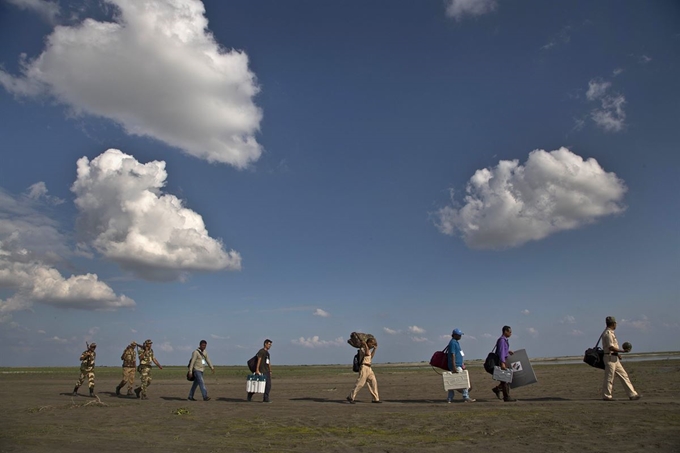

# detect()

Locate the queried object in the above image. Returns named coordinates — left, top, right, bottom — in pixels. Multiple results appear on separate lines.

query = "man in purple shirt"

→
left=492, top=326, right=516, bottom=402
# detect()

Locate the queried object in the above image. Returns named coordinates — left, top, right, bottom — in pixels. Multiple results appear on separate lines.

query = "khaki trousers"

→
left=350, top=365, right=379, bottom=401
left=602, top=354, right=637, bottom=399
left=118, top=367, right=135, bottom=392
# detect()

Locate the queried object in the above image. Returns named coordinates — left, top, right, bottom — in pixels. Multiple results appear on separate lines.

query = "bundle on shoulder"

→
left=347, top=332, right=375, bottom=348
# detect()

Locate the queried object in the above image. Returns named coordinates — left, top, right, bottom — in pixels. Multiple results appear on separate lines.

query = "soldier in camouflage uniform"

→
left=115, top=342, right=137, bottom=396
left=134, top=339, right=163, bottom=400
left=73, top=342, right=97, bottom=397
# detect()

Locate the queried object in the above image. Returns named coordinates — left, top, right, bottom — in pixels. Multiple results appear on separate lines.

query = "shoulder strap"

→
left=196, top=348, right=206, bottom=359
left=595, top=329, right=607, bottom=348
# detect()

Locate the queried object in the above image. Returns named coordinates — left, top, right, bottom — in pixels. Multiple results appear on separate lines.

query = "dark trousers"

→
left=248, top=371, right=271, bottom=401
left=495, top=381, right=511, bottom=399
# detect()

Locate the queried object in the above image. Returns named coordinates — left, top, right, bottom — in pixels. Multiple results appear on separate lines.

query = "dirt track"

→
left=1, top=360, right=679, bottom=452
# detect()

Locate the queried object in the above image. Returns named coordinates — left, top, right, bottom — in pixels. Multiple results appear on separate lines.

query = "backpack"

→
left=247, top=355, right=258, bottom=373
left=483, top=345, right=499, bottom=374
left=352, top=349, right=361, bottom=372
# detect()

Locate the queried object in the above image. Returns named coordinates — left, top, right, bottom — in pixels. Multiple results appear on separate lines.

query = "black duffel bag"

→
left=483, top=345, right=499, bottom=374
left=583, top=347, right=605, bottom=369
left=583, top=331, right=607, bottom=370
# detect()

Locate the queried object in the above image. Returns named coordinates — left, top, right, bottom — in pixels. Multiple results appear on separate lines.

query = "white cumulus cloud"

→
left=291, top=336, right=344, bottom=348
left=435, top=147, right=627, bottom=249
left=0, top=186, right=134, bottom=320
left=411, top=336, right=429, bottom=343
left=621, top=315, right=651, bottom=331
left=586, top=79, right=611, bottom=101
left=0, top=0, right=263, bottom=168
left=156, top=341, right=174, bottom=352
left=313, top=308, right=330, bottom=318
left=586, top=79, right=626, bottom=132
left=408, top=325, right=426, bottom=334
left=26, top=182, right=64, bottom=205
left=560, top=315, right=576, bottom=324
left=445, top=0, right=498, bottom=20
left=521, top=309, right=530, bottom=315
left=383, top=327, right=400, bottom=335
left=5, top=0, right=60, bottom=24
left=526, top=327, right=539, bottom=337
left=71, top=149, right=241, bottom=281
left=210, top=334, right=228, bottom=340
left=0, top=261, right=136, bottom=311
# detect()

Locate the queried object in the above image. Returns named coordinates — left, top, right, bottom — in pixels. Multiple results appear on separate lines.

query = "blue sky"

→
left=0, top=0, right=678, bottom=367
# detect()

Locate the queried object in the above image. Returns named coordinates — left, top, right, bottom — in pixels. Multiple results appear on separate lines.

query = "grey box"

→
left=507, top=349, right=538, bottom=389
left=492, top=366, right=513, bottom=383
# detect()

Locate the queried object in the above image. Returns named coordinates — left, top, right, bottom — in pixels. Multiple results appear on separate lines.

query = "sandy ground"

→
left=1, top=359, right=679, bottom=452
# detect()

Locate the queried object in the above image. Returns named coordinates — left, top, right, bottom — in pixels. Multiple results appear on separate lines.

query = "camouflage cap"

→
left=144, top=339, right=153, bottom=345
left=606, top=316, right=616, bottom=324
left=89, top=342, right=97, bottom=348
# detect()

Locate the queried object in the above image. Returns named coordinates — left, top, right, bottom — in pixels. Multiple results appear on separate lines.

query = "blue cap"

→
left=452, top=328, right=464, bottom=336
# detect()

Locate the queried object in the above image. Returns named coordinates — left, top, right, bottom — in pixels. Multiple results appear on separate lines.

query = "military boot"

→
left=134, top=387, right=141, bottom=398
left=72, top=386, right=79, bottom=396
left=89, top=387, right=95, bottom=397
left=126, top=389, right=134, bottom=396
left=115, top=384, right=122, bottom=395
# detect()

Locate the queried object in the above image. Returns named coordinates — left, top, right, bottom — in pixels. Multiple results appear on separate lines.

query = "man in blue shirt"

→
left=447, top=328, right=475, bottom=403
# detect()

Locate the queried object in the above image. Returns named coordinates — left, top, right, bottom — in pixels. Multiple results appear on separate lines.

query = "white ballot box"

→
left=442, top=370, right=470, bottom=390
left=246, top=374, right=266, bottom=393
left=492, top=366, right=513, bottom=383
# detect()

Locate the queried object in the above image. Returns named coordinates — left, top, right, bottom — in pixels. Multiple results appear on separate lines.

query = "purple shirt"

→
left=496, top=336, right=510, bottom=363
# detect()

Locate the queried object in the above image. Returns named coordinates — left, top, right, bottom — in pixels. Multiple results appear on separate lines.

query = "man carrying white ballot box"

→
left=446, top=328, right=475, bottom=403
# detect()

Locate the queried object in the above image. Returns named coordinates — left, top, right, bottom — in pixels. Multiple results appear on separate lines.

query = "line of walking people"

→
left=72, top=316, right=640, bottom=404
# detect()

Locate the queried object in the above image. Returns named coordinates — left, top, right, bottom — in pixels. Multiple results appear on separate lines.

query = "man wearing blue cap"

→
left=447, top=328, right=475, bottom=403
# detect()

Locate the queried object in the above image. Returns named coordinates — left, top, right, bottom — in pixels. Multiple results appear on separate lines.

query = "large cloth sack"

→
left=429, top=346, right=450, bottom=370
left=347, top=332, right=375, bottom=348
left=583, top=347, right=605, bottom=370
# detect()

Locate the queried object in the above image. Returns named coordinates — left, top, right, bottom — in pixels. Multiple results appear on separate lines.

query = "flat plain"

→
left=1, top=358, right=679, bottom=452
